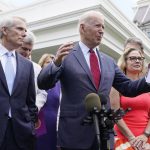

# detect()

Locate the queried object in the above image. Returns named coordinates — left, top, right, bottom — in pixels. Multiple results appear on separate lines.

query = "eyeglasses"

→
left=126, top=56, right=145, bottom=62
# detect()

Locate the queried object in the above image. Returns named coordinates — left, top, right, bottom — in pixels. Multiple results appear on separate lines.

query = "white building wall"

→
left=0, top=0, right=150, bottom=62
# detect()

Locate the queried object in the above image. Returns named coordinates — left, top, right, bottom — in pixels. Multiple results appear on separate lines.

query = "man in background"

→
left=17, top=31, right=47, bottom=111
left=0, top=16, right=38, bottom=150
left=124, top=37, right=144, bottom=53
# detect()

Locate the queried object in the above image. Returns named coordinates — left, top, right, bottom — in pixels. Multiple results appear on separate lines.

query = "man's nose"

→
left=23, top=31, right=27, bottom=37
left=22, top=30, right=27, bottom=37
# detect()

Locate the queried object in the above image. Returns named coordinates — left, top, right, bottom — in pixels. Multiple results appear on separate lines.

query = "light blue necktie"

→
left=5, top=52, right=15, bottom=94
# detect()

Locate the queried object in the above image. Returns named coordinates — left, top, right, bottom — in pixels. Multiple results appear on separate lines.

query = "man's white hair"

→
left=0, top=16, right=26, bottom=39
left=78, top=10, right=104, bottom=29
left=24, top=30, right=36, bottom=44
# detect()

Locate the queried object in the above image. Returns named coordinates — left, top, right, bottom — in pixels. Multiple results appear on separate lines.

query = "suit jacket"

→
left=0, top=52, right=38, bottom=150
left=38, top=43, right=150, bottom=149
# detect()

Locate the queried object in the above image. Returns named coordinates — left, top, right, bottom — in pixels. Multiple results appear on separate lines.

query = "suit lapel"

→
left=73, top=43, right=96, bottom=89
left=11, top=53, right=23, bottom=95
left=0, top=61, right=9, bottom=93
left=97, top=50, right=105, bottom=92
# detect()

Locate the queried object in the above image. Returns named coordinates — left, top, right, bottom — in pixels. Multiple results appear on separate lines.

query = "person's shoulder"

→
left=32, top=61, right=42, bottom=73
left=71, top=42, right=80, bottom=52
left=17, top=53, right=32, bottom=64
left=32, top=61, right=41, bottom=69
left=99, top=51, right=115, bottom=61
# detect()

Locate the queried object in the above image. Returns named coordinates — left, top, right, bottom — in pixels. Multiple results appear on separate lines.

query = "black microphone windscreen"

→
left=85, top=93, right=101, bottom=112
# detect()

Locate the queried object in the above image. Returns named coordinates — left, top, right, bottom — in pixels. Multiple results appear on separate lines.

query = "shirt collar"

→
left=79, top=41, right=98, bottom=55
left=0, top=43, right=16, bottom=57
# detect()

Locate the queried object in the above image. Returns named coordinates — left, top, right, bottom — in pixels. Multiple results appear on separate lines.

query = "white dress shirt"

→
left=32, top=61, right=47, bottom=111
left=79, top=41, right=100, bottom=70
left=0, top=44, right=16, bottom=76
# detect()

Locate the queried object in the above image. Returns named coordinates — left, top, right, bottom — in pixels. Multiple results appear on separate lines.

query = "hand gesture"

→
left=54, top=42, right=74, bottom=66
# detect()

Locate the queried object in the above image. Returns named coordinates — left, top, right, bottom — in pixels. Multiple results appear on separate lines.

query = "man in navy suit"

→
left=0, top=17, right=38, bottom=150
left=38, top=11, right=150, bottom=150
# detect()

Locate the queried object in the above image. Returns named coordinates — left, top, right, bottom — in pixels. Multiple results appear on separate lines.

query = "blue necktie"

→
left=5, top=52, right=15, bottom=94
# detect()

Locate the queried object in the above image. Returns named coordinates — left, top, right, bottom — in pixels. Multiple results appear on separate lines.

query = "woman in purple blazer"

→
left=36, top=54, right=61, bottom=150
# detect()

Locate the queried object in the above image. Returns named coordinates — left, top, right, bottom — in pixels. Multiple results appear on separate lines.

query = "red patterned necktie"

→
left=89, top=49, right=100, bottom=89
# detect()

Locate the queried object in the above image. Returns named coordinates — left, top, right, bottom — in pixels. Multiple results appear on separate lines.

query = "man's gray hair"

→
left=79, top=10, right=103, bottom=24
left=24, top=30, right=36, bottom=44
left=124, top=37, right=144, bottom=52
left=78, top=10, right=104, bottom=32
left=0, top=16, right=26, bottom=39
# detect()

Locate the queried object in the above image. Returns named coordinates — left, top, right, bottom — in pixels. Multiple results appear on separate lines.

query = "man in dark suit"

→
left=38, top=11, right=150, bottom=150
left=0, top=17, right=38, bottom=150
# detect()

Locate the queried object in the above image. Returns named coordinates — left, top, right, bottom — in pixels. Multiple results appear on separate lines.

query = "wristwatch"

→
left=144, top=130, right=150, bottom=137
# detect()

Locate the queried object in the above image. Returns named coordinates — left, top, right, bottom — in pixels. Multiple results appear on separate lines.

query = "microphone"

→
left=85, top=93, right=101, bottom=112
left=85, top=93, right=101, bottom=149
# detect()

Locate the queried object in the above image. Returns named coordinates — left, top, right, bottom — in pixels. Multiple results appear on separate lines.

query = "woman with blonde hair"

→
left=38, top=53, right=55, bottom=68
left=36, top=53, right=61, bottom=150
left=110, top=48, right=150, bottom=150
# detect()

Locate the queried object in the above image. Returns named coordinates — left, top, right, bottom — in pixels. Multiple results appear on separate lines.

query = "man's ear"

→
left=80, top=24, right=85, bottom=34
left=1, top=27, right=8, bottom=36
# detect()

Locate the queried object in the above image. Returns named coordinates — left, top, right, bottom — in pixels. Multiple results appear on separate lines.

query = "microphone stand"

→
left=99, top=105, right=110, bottom=150
left=92, top=107, right=101, bottom=150
left=82, top=107, right=101, bottom=150
left=82, top=106, right=131, bottom=150
left=99, top=106, right=131, bottom=150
